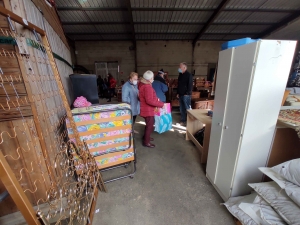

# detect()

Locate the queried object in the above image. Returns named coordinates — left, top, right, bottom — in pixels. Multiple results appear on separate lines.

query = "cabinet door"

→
left=214, top=42, right=258, bottom=200
left=231, top=40, right=297, bottom=197
left=206, top=48, right=234, bottom=182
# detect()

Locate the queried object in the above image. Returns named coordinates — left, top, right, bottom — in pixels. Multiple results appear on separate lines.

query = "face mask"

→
left=132, top=80, right=138, bottom=85
left=178, top=68, right=182, bottom=73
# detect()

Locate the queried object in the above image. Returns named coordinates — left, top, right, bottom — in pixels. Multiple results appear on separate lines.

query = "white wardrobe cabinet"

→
left=206, top=40, right=297, bottom=201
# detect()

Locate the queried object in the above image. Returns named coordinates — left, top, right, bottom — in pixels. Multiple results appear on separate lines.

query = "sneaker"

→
left=180, top=122, right=186, bottom=126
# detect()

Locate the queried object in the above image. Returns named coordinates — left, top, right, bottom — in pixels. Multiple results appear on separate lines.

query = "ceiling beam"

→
left=62, top=21, right=274, bottom=26
left=125, top=0, right=136, bottom=43
left=192, top=0, right=231, bottom=45
left=255, top=11, right=300, bottom=38
left=67, top=32, right=254, bottom=36
left=71, top=38, right=231, bottom=41
left=56, top=7, right=300, bottom=13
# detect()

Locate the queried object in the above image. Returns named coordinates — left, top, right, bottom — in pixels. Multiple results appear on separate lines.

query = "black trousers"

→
left=133, top=115, right=137, bottom=124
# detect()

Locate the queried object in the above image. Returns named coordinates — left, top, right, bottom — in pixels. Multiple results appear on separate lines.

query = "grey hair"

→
left=180, top=62, right=187, bottom=69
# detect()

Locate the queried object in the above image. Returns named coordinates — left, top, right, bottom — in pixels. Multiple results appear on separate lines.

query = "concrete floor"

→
left=93, top=98, right=235, bottom=225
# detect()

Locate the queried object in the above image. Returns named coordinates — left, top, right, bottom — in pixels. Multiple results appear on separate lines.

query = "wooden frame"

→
left=186, top=109, right=212, bottom=164
left=0, top=5, right=100, bottom=225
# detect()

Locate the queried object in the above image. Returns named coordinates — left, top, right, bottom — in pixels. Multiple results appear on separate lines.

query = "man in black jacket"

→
left=177, top=62, right=193, bottom=126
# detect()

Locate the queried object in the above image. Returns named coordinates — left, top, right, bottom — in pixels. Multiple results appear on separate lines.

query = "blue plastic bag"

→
left=154, top=113, right=172, bottom=134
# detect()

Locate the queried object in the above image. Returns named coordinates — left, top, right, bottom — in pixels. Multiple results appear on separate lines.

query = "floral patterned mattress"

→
left=278, top=109, right=300, bottom=138
left=66, top=104, right=135, bottom=168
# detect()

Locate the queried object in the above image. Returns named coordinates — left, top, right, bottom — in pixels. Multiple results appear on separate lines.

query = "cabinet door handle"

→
left=224, top=126, right=229, bottom=129
left=218, top=122, right=222, bottom=126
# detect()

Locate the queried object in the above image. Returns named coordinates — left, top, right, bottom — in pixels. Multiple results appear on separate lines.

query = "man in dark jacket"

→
left=153, top=69, right=168, bottom=102
left=177, top=62, right=193, bottom=126
left=154, top=69, right=167, bottom=85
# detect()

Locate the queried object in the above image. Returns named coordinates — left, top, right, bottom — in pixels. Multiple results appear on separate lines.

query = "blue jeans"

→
left=179, top=95, right=191, bottom=123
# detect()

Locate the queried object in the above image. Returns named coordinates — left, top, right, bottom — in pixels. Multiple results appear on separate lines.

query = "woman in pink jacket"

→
left=139, top=71, right=164, bottom=148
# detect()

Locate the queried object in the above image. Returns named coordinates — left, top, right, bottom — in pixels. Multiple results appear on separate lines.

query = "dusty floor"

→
left=93, top=98, right=235, bottom=225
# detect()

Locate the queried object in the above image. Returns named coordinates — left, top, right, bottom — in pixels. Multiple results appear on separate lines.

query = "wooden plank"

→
left=12, top=119, right=50, bottom=201
left=267, top=128, right=300, bottom=168
left=0, top=55, right=19, bottom=68
left=0, top=120, right=36, bottom=206
left=94, top=147, right=134, bottom=160
left=68, top=125, right=132, bottom=138
left=87, top=188, right=98, bottom=225
left=6, top=23, right=58, bottom=187
left=0, top=82, right=27, bottom=96
left=89, top=141, right=132, bottom=153
left=0, top=105, right=32, bottom=121
left=0, top=5, right=45, bottom=35
left=0, top=197, right=68, bottom=225
left=0, top=118, right=50, bottom=216
left=97, top=156, right=134, bottom=170
left=0, top=150, right=40, bottom=225
left=41, top=35, right=82, bottom=145
left=85, top=133, right=131, bottom=144
left=0, top=175, right=19, bottom=216
left=0, top=0, right=9, bottom=28
left=72, top=115, right=131, bottom=126
left=187, top=130, right=204, bottom=152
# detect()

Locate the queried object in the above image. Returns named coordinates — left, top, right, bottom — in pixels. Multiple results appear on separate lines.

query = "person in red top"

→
left=107, top=73, right=117, bottom=102
left=139, top=70, right=164, bottom=148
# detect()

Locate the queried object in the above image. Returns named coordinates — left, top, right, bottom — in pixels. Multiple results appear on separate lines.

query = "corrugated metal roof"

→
left=59, top=0, right=300, bottom=41
left=55, top=0, right=79, bottom=7
left=130, top=0, right=175, bottom=8
left=259, top=0, right=300, bottom=10
left=86, top=11, right=129, bottom=22
left=136, top=33, right=195, bottom=39
left=95, top=24, right=131, bottom=33
left=226, top=0, right=300, bottom=10
left=226, top=0, right=272, bottom=9
left=68, top=34, right=102, bottom=40
left=267, top=17, right=300, bottom=40
left=244, top=12, right=290, bottom=23
left=101, top=34, right=132, bottom=39
left=134, top=24, right=202, bottom=33
left=133, top=11, right=173, bottom=22
left=78, top=0, right=126, bottom=8
left=215, top=11, right=252, bottom=23
left=174, top=0, right=222, bottom=9
left=223, top=34, right=252, bottom=40
left=167, top=24, right=203, bottom=33
left=170, top=11, right=213, bottom=22
left=130, top=0, right=221, bottom=8
left=63, top=25, right=96, bottom=33
left=58, top=11, right=89, bottom=22
left=233, top=24, right=271, bottom=33
left=206, top=25, right=237, bottom=33
left=200, top=34, right=226, bottom=40
left=135, top=24, right=169, bottom=32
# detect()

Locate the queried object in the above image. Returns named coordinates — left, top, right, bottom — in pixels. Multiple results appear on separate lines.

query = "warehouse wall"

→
left=74, top=40, right=222, bottom=80
left=137, top=40, right=222, bottom=78
left=75, top=41, right=135, bottom=81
